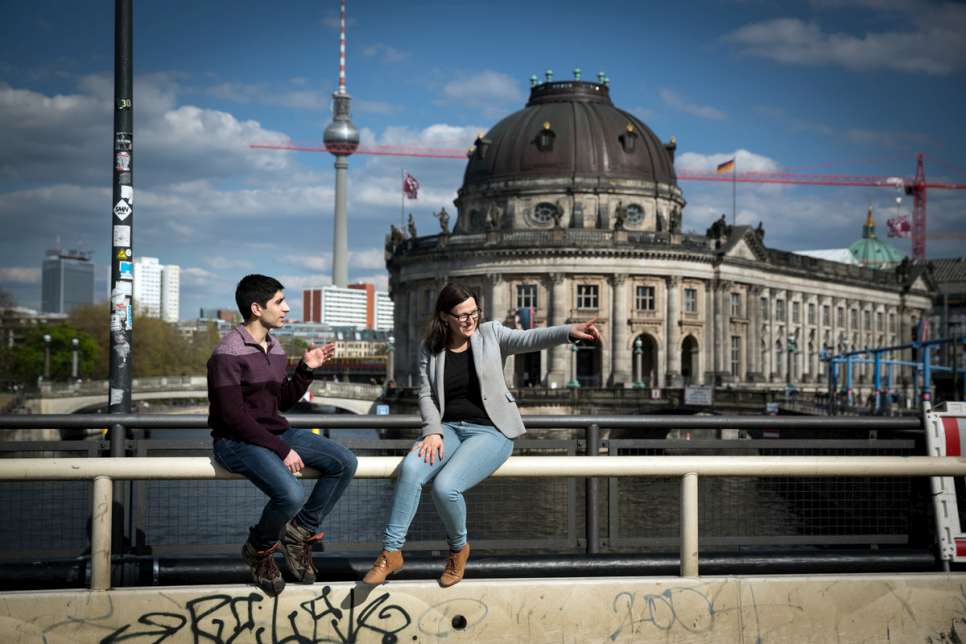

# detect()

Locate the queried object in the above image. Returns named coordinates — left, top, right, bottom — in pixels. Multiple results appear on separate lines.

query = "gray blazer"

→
left=417, top=321, right=573, bottom=439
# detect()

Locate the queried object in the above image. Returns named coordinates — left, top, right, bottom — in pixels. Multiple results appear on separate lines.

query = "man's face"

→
left=253, top=290, right=289, bottom=329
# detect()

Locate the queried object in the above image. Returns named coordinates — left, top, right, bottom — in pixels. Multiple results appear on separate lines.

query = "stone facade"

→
left=385, top=79, right=934, bottom=399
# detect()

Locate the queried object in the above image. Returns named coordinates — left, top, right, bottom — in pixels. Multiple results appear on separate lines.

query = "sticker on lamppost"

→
left=113, top=200, right=132, bottom=220
left=118, top=261, right=133, bottom=280
left=113, top=225, right=131, bottom=247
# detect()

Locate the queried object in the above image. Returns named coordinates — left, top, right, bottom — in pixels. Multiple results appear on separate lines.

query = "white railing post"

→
left=680, top=472, right=699, bottom=577
left=91, top=475, right=113, bottom=590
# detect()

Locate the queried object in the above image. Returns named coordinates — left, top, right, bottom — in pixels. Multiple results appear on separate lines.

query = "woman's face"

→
left=442, top=296, right=481, bottom=344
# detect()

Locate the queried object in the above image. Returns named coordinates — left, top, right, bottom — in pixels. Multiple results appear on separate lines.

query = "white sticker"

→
left=113, top=200, right=132, bottom=220
left=120, top=185, right=133, bottom=204
left=112, top=282, right=132, bottom=297
left=110, top=387, right=125, bottom=405
left=110, top=312, right=124, bottom=332
left=113, top=225, right=131, bottom=246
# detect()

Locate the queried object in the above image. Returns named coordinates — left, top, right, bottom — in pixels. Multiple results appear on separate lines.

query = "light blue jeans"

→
left=382, top=421, right=513, bottom=551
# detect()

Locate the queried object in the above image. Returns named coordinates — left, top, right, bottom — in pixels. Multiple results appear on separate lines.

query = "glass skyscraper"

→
left=41, top=249, right=95, bottom=314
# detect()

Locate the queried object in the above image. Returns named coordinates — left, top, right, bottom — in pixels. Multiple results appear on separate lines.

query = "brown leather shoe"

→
left=363, top=549, right=404, bottom=585
left=438, top=543, right=470, bottom=588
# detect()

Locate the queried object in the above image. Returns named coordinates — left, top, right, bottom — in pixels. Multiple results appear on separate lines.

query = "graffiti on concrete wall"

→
left=99, top=586, right=412, bottom=643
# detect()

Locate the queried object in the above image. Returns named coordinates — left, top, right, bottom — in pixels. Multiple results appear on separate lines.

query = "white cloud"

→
left=725, top=5, right=966, bottom=75
left=0, top=267, right=40, bottom=283
left=442, top=71, right=524, bottom=107
left=659, top=89, right=727, bottom=121
left=362, top=43, right=409, bottom=64
left=675, top=149, right=781, bottom=174
left=350, top=248, right=386, bottom=270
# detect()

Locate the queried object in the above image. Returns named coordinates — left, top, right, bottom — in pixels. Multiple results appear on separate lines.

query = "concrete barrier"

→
left=1, top=573, right=964, bottom=643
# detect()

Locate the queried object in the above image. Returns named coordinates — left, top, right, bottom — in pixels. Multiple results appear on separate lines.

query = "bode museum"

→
left=385, top=74, right=934, bottom=403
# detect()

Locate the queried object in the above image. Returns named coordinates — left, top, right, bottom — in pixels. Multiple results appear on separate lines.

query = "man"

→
left=207, top=274, right=357, bottom=596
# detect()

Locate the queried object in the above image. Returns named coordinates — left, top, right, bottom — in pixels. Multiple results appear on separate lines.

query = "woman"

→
left=363, top=282, right=601, bottom=587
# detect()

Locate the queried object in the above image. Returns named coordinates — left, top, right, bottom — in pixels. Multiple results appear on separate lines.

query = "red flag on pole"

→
left=403, top=172, right=420, bottom=199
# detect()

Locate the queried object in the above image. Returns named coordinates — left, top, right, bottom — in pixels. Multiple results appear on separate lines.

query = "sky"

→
left=1, top=0, right=965, bottom=319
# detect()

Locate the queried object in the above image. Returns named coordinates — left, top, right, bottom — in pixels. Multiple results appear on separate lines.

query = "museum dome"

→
left=849, top=208, right=904, bottom=270
left=463, top=76, right=677, bottom=187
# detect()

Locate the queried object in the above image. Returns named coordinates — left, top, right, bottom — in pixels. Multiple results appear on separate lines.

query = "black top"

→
left=441, top=347, right=491, bottom=426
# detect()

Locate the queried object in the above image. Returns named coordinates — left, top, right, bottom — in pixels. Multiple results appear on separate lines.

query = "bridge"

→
left=20, top=377, right=384, bottom=415
left=1, top=409, right=966, bottom=641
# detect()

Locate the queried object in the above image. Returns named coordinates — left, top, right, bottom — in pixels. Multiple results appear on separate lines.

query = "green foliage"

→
left=276, top=335, right=309, bottom=358
left=2, top=302, right=226, bottom=387
left=2, top=325, right=98, bottom=383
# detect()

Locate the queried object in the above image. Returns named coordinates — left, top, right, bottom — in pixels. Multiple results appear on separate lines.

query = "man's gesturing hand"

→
left=283, top=449, right=304, bottom=474
left=302, top=342, right=336, bottom=369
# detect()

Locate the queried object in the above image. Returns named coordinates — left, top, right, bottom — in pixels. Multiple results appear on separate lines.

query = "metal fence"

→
left=0, top=413, right=936, bottom=579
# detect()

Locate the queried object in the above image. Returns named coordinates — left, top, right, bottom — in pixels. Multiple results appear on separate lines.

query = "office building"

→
left=302, top=283, right=393, bottom=330
left=41, top=248, right=95, bottom=314
left=133, top=257, right=180, bottom=321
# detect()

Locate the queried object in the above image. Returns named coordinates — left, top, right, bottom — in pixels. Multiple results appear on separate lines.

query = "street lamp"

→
left=71, top=338, right=79, bottom=380
left=786, top=333, right=798, bottom=394
left=386, top=335, right=395, bottom=384
left=567, top=342, right=581, bottom=389
left=42, top=333, right=51, bottom=380
left=633, top=337, right=644, bottom=389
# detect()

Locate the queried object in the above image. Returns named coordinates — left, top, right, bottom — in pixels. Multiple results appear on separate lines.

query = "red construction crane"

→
left=251, top=143, right=966, bottom=260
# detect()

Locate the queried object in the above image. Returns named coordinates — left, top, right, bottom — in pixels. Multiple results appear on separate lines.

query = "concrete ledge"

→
left=1, top=573, right=964, bottom=643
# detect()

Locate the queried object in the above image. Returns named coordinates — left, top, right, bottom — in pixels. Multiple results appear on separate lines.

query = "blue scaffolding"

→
left=820, top=335, right=966, bottom=413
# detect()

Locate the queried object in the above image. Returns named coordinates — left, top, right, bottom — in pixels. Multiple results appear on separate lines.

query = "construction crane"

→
left=251, top=143, right=966, bottom=260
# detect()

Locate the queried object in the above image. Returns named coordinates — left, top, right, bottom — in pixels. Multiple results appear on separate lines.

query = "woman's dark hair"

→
left=424, top=283, right=480, bottom=353
left=235, top=274, right=284, bottom=321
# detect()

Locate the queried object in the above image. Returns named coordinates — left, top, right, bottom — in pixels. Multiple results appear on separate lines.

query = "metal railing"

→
left=0, top=412, right=954, bottom=590
left=1, top=450, right=963, bottom=588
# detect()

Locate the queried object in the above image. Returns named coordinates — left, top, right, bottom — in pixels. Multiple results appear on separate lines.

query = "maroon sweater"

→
left=207, top=324, right=313, bottom=458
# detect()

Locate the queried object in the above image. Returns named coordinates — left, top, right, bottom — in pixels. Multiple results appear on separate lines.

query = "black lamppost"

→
left=786, top=333, right=798, bottom=393
left=42, top=333, right=51, bottom=380
left=386, top=335, right=394, bottom=384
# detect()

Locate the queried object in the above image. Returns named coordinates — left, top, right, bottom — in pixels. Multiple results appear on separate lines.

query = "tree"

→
left=0, top=288, right=14, bottom=309
left=2, top=324, right=98, bottom=384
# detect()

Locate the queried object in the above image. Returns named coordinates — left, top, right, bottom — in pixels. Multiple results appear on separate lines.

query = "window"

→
left=851, top=309, right=858, bottom=330
left=889, top=312, right=896, bottom=332
left=516, top=284, right=537, bottom=309
left=761, top=297, right=769, bottom=321
left=808, top=303, right=816, bottom=325
left=730, top=293, right=741, bottom=317
left=876, top=311, right=883, bottom=331
left=576, top=284, right=598, bottom=310
left=533, top=202, right=557, bottom=224
left=837, top=306, right=845, bottom=327
left=684, top=288, right=697, bottom=313
left=822, top=304, right=830, bottom=326
left=635, top=285, right=655, bottom=311
left=864, top=310, right=871, bottom=331
left=730, top=336, right=741, bottom=377
left=792, top=301, right=800, bottom=324
left=776, top=300, right=786, bottom=322
left=625, top=204, right=644, bottom=224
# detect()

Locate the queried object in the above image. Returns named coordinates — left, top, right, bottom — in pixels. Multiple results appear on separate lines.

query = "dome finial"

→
left=530, top=74, right=538, bottom=87
left=573, top=66, right=581, bottom=80
left=597, top=71, right=605, bottom=83
left=545, top=69, right=553, bottom=82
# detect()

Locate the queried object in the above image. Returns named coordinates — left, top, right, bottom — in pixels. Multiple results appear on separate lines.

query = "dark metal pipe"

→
left=585, top=423, right=600, bottom=554
left=0, top=550, right=939, bottom=590
left=0, top=414, right=923, bottom=431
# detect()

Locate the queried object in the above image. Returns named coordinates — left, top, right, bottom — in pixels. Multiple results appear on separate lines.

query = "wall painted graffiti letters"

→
left=98, top=587, right=412, bottom=644
left=609, top=588, right=717, bottom=640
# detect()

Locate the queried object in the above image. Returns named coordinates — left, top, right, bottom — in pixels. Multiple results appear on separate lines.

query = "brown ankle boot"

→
left=363, top=549, right=404, bottom=584
left=438, top=543, right=470, bottom=588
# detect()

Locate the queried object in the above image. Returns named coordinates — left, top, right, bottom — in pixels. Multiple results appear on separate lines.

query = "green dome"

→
left=848, top=209, right=904, bottom=270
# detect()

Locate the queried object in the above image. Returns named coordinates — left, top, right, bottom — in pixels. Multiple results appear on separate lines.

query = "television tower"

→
left=322, top=0, right=359, bottom=288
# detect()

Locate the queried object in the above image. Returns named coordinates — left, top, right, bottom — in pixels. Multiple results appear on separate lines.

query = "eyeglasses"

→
left=446, top=309, right=482, bottom=323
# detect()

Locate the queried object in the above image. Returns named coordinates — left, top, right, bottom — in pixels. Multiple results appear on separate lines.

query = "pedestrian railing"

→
left=0, top=412, right=961, bottom=590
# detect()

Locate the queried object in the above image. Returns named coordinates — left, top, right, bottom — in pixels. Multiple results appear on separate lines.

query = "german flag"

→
left=716, top=158, right=735, bottom=174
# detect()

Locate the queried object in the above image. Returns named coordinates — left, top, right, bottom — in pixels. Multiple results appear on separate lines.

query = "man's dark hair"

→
left=235, top=274, right=285, bottom=321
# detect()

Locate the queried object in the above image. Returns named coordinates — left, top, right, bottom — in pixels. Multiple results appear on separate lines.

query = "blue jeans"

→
left=213, top=428, right=358, bottom=549
left=382, top=421, right=513, bottom=551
